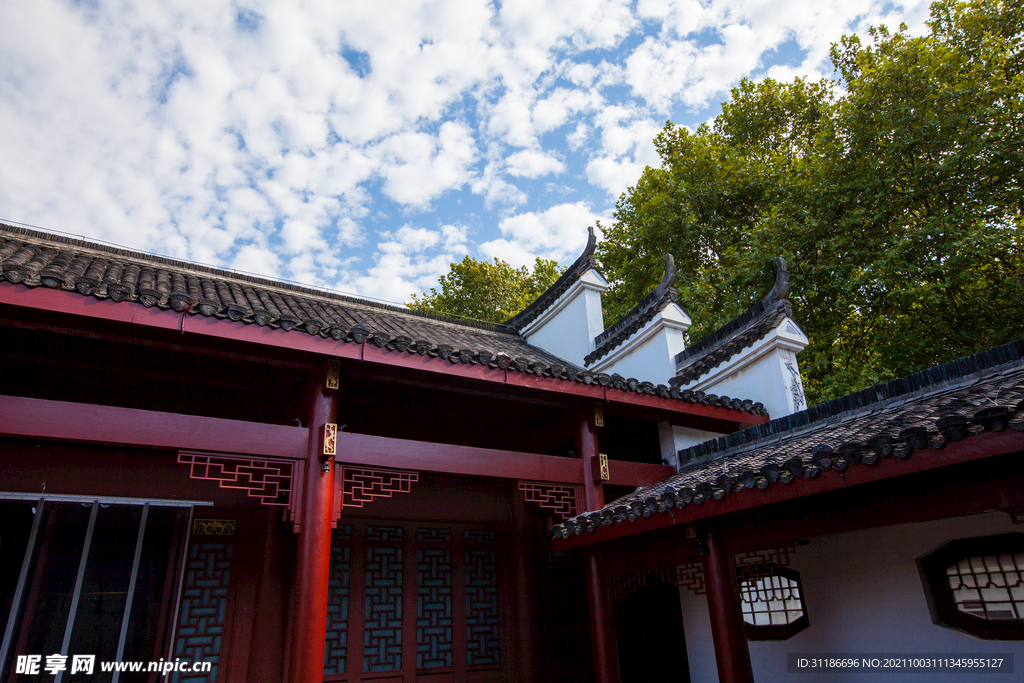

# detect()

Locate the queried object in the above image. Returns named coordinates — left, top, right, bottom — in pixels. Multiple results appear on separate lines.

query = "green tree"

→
left=408, top=256, right=565, bottom=323
left=599, top=0, right=1024, bottom=404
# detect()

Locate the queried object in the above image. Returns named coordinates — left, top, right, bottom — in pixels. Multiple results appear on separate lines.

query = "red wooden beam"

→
left=0, top=282, right=765, bottom=428
left=335, top=431, right=671, bottom=488
left=607, top=459, right=676, bottom=487
left=335, top=431, right=582, bottom=483
left=0, top=393, right=673, bottom=488
left=0, top=394, right=308, bottom=458
left=553, top=429, right=1024, bottom=551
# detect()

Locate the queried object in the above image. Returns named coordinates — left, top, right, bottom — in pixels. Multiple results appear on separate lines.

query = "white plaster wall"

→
left=684, top=321, right=808, bottom=420
left=680, top=512, right=1024, bottom=683
left=592, top=306, right=690, bottom=386
left=522, top=270, right=606, bottom=368
left=665, top=426, right=727, bottom=469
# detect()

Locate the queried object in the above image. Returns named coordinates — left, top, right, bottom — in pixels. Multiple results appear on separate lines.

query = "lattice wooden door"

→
left=324, top=521, right=504, bottom=683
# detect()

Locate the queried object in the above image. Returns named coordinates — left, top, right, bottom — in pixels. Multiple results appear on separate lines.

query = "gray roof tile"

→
left=0, top=224, right=766, bottom=413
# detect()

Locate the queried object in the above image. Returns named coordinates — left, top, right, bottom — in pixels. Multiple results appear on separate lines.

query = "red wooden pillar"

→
left=703, top=528, right=754, bottom=683
left=575, top=407, right=604, bottom=512
left=288, top=365, right=337, bottom=683
left=575, top=408, right=618, bottom=683
left=511, top=483, right=540, bottom=683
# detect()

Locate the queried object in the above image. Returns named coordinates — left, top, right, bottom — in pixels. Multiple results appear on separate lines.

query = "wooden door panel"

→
left=324, top=522, right=505, bottom=683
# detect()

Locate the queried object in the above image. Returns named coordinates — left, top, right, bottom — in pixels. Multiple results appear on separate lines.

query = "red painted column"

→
left=584, top=549, right=618, bottom=683
left=511, top=483, right=540, bottom=683
left=575, top=408, right=617, bottom=683
left=288, top=366, right=337, bottom=683
left=575, top=408, right=604, bottom=512
left=704, top=528, right=754, bottom=683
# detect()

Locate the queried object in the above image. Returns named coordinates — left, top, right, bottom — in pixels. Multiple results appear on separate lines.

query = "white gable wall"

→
left=681, top=318, right=809, bottom=421
left=520, top=269, right=608, bottom=368
left=590, top=303, right=691, bottom=385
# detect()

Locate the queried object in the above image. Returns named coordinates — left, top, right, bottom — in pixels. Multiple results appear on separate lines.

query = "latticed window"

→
left=738, top=567, right=809, bottom=640
left=919, top=533, right=1024, bottom=640
left=947, top=554, right=1024, bottom=620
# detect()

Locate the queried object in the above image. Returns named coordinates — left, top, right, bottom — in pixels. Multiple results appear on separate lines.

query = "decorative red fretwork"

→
left=734, top=545, right=796, bottom=582
left=612, top=564, right=707, bottom=601
left=518, top=482, right=578, bottom=519
left=671, top=563, right=706, bottom=595
left=340, top=467, right=419, bottom=508
left=609, top=569, right=650, bottom=603
left=177, top=451, right=292, bottom=506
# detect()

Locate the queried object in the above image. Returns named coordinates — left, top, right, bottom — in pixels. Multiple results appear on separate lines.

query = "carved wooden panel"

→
left=518, top=482, right=578, bottom=519
left=465, top=543, right=500, bottom=666
left=609, top=569, right=650, bottom=603
left=192, top=518, right=236, bottom=536
left=341, top=467, right=418, bottom=508
left=177, top=451, right=292, bottom=506
left=324, top=525, right=352, bottom=676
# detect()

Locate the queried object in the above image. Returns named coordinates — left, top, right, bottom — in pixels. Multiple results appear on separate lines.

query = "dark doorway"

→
left=615, top=575, right=690, bottom=683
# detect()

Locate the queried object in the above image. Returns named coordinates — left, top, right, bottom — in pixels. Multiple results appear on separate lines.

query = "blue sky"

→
left=0, top=0, right=931, bottom=305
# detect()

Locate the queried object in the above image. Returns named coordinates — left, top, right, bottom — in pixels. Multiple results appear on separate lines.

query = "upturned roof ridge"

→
left=584, top=254, right=678, bottom=367
left=671, top=257, right=792, bottom=386
left=501, top=226, right=600, bottom=332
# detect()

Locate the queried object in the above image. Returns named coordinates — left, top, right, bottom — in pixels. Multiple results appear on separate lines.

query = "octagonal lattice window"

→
left=739, top=567, right=809, bottom=640
left=947, top=553, right=1024, bottom=620
left=919, top=533, right=1024, bottom=640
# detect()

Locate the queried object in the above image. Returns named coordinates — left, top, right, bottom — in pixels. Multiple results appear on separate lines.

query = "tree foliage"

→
left=598, top=0, right=1024, bottom=404
left=408, top=256, right=565, bottom=323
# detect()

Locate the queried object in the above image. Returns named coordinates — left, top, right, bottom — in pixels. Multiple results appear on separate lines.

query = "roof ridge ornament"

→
left=761, top=257, right=790, bottom=307
left=670, top=256, right=793, bottom=383
left=501, top=226, right=601, bottom=331
left=659, top=253, right=677, bottom=297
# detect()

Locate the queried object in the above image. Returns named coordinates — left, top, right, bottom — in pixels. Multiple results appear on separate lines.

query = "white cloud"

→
left=628, top=0, right=932, bottom=112
left=333, top=222, right=470, bottom=303
left=586, top=112, right=662, bottom=198
left=0, top=0, right=935, bottom=299
left=480, top=201, right=606, bottom=267
left=505, top=149, right=566, bottom=178
left=373, top=122, right=478, bottom=207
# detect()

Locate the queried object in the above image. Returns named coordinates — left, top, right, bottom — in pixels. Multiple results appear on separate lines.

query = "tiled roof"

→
left=552, top=337, right=1024, bottom=538
left=0, top=223, right=767, bottom=413
left=584, top=254, right=678, bottom=367
left=671, top=257, right=793, bottom=386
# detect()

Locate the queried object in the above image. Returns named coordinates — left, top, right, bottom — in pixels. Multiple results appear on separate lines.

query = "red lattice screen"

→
left=177, top=452, right=293, bottom=506
left=517, top=482, right=578, bottom=519
left=340, top=467, right=419, bottom=508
